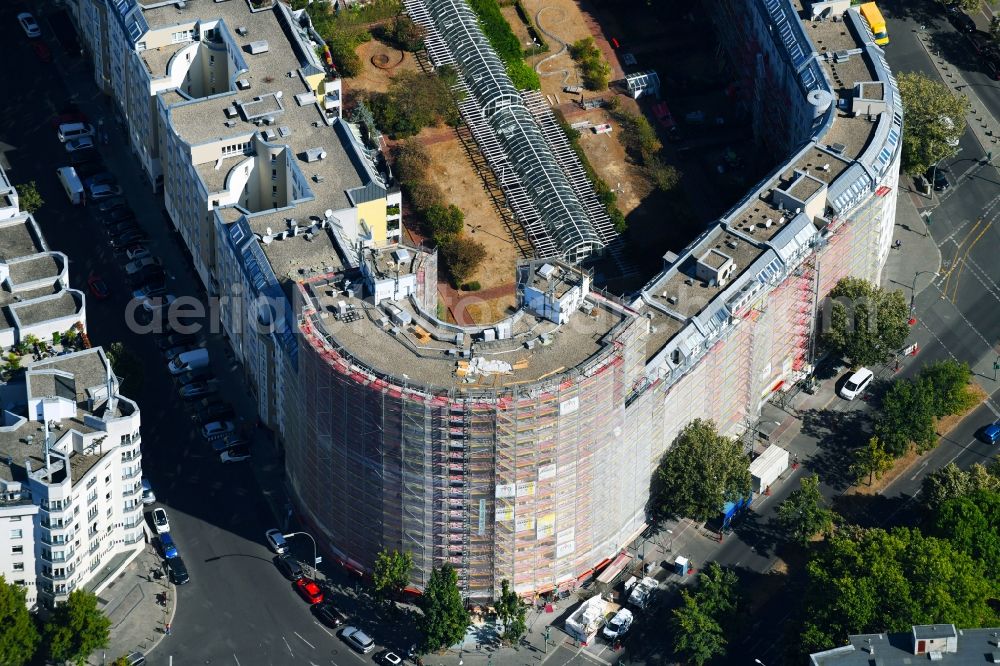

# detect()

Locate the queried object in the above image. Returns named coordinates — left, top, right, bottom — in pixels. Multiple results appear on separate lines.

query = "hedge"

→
left=468, top=0, right=541, bottom=90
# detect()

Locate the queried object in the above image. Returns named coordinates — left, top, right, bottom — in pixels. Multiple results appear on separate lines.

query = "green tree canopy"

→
left=897, top=71, right=969, bottom=175
left=425, top=204, right=465, bottom=245
left=875, top=376, right=937, bottom=456
left=417, top=564, right=468, bottom=653
left=653, top=419, right=751, bottom=523
left=45, top=589, right=111, bottom=666
left=671, top=590, right=725, bottom=666
left=494, top=579, right=527, bottom=643
left=372, top=548, right=413, bottom=603
left=918, top=360, right=973, bottom=418
left=440, top=236, right=486, bottom=285
left=799, top=526, right=999, bottom=654
left=929, top=491, right=1000, bottom=579
left=105, top=342, right=144, bottom=397
left=14, top=181, right=43, bottom=215
left=852, top=436, right=894, bottom=486
left=821, top=277, right=910, bottom=368
left=0, top=576, right=39, bottom=666
left=776, top=474, right=835, bottom=545
left=368, top=70, right=459, bottom=138
left=569, top=37, right=611, bottom=90
left=386, top=15, right=425, bottom=52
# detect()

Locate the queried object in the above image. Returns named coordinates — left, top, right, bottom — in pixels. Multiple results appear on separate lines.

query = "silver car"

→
left=342, top=626, right=375, bottom=654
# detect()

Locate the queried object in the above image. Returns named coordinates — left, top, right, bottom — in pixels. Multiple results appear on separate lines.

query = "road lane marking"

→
left=940, top=217, right=985, bottom=296
left=946, top=219, right=993, bottom=302
left=233, top=655, right=241, bottom=666
left=295, top=632, right=316, bottom=649
left=283, top=636, right=295, bottom=656
left=314, top=622, right=334, bottom=637
left=909, top=460, right=929, bottom=481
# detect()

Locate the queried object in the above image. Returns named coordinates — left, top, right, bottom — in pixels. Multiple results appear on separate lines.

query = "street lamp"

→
left=666, top=529, right=674, bottom=551
left=910, top=270, right=939, bottom=311
left=755, top=660, right=767, bottom=666
left=283, top=531, right=320, bottom=578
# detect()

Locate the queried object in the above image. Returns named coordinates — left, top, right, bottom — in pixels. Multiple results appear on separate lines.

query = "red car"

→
left=50, top=108, right=88, bottom=129
left=87, top=273, right=110, bottom=300
left=294, top=577, right=324, bottom=604
left=32, top=42, right=51, bottom=63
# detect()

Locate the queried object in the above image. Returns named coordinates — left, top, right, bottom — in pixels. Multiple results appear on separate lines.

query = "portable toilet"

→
left=674, top=556, right=689, bottom=577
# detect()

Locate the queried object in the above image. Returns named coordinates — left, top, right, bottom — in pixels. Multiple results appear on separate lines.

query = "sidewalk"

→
left=93, top=538, right=177, bottom=664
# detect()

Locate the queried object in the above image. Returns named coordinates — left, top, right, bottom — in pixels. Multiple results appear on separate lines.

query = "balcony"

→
left=122, top=467, right=141, bottom=480
left=41, top=548, right=75, bottom=564
left=40, top=565, right=76, bottom=581
left=123, top=502, right=142, bottom=514
left=123, top=517, right=143, bottom=530
left=41, top=518, right=74, bottom=531
left=123, top=483, right=142, bottom=497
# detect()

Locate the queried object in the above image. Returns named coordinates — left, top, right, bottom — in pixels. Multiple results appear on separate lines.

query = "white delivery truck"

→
left=56, top=167, right=85, bottom=205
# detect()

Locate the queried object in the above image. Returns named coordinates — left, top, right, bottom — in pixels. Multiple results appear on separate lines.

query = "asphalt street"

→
left=0, top=5, right=392, bottom=665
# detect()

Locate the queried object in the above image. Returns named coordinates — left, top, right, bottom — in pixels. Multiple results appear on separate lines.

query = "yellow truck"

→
left=859, top=2, right=889, bottom=46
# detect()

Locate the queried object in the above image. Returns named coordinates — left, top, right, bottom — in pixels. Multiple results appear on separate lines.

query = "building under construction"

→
left=284, top=0, right=902, bottom=599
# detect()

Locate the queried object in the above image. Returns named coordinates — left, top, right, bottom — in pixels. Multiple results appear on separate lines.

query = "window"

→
left=137, top=41, right=146, bottom=52
left=210, top=54, right=215, bottom=64
left=13, top=562, right=24, bottom=572
left=9, top=516, right=20, bottom=522
left=272, top=185, right=278, bottom=195
left=9, top=529, right=22, bottom=539
left=272, top=169, right=277, bottom=181
left=105, top=475, right=111, bottom=485
left=11, top=545, right=23, bottom=555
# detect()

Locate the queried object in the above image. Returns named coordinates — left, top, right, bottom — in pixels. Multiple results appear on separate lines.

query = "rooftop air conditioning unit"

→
left=224, top=106, right=238, bottom=118
left=248, top=40, right=269, bottom=55
left=236, top=26, right=248, bottom=36
left=237, top=79, right=251, bottom=90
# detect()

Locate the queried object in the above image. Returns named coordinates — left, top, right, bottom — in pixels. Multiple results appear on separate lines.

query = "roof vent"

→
left=277, top=126, right=291, bottom=138
left=224, top=120, right=236, bottom=127
left=236, top=79, right=251, bottom=90
left=236, top=26, right=248, bottom=37
left=261, top=129, right=275, bottom=141
left=294, top=91, right=317, bottom=106
left=304, top=148, right=327, bottom=162
left=247, top=40, right=269, bottom=55
left=224, top=106, right=238, bottom=118
left=829, top=142, right=847, bottom=155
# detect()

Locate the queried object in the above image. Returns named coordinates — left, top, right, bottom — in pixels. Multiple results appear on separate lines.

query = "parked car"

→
left=89, top=183, right=122, bottom=200
left=32, top=41, right=51, bottom=62
left=110, top=231, right=148, bottom=249
left=194, top=402, right=235, bottom=425
left=163, top=344, right=198, bottom=362
left=212, top=437, right=247, bottom=453
left=100, top=207, right=135, bottom=224
left=376, top=651, right=403, bottom=666
left=159, top=332, right=200, bottom=350
left=65, top=136, right=95, bottom=153
left=175, top=368, right=213, bottom=386
left=87, top=273, right=110, bottom=300
left=108, top=220, right=140, bottom=237
left=602, top=607, right=633, bottom=640
left=341, top=626, right=375, bottom=654
left=202, top=420, right=236, bottom=441
left=839, top=367, right=874, bottom=400
left=133, top=282, right=168, bottom=301
left=142, top=294, right=176, bottom=314
left=947, top=5, right=977, bottom=33
left=17, top=12, right=41, bottom=38
left=125, top=246, right=152, bottom=261
left=123, top=651, right=146, bottom=666
left=275, top=554, right=304, bottom=581
left=294, top=577, right=324, bottom=604
left=127, top=267, right=165, bottom=288
left=158, top=533, right=178, bottom=559
left=125, top=257, right=161, bottom=275
left=979, top=422, right=1000, bottom=445
left=180, top=381, right=217, bottom=400
left=152, top=507, right=170, bottom=534
left=220, top=444, right=251, bottom=463
left=95, top=197, right=127, bottom=215
left=313, top=601, right=348, bottom=628
left=167, top=556, right=189, bottom=585
left=141, top=478, right=156, bottom=505
left=83, top=173, right=116, bottom=190
left=928, top=167, right=951, bottom=191
left=265, top=529, right=288, bottom=554
left=50, top=108, right=88, bottom=129
left=69, top=148, right=100, bottom=166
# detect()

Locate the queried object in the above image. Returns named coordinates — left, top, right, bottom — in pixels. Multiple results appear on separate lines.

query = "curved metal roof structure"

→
left=424, top=0, right=604, bottom=263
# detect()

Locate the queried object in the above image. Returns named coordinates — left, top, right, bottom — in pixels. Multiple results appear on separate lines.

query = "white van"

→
left=839, top=367, right=874, bottom=400
left=56, top=167, right=85, bottom=205
left=57, top=123, right=95, bottom=143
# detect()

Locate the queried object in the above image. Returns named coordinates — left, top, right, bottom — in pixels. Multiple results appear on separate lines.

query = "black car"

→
left=212, top=436, right=247, bottom=453
left=313, top=601, right=348, bottom=628
left=984, top=52, right=1000, bottom=80
left=101, top=208, right=135, bottom=224
left=127, top=267, right=165, bottom=288
left=947, top=6, right=976, bottom=33
left=70, top=148, right=100, bottom=166
left=175, top=368, right=212, bottom=385
left=110, top=231, right=149, bottom=249
left=193, top=401, right=236, bottom=424
left=928, top=167, right=950, bottom=191
left=95, top=197, right=128, bottom=214
left=275, top=554, right=304, bottom=580
left=167, top=557, right=190, bottom=585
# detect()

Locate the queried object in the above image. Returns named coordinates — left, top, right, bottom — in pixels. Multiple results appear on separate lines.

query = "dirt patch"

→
left=501, top=5, right=535, bottom=50
left=348, top=40, right=418, bottom=96
left=416, top=129, right=518, bottom=316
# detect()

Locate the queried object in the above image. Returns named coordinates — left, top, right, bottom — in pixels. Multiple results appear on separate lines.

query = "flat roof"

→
left=11, top=291, right=82, bottom=327
left=140, top=41, right=187, bottom=77
left=0, top=217, right=46, bottom=261
left=301, top=275, right=629, bottom=391
left=810, top=627, right=998, bottom=665
left=259, top=227, right=345, bottom=285
left=8, top=254, right=62, bottom=285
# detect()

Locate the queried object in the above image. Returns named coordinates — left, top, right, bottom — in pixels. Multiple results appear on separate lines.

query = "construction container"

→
left=749, top=445, right=790, bottom=494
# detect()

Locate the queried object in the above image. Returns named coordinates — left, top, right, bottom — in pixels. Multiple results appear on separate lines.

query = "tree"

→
left=852, top=436, right=894, bottom=486
left=0, top=576, right=39, bottom=666
left=494, top=579, right=526, bottom=643
left=653, top=419, right=751, bottom=523
left=693, top=562, right=739, bottom=618
left=45, top=589, right=111, bottom=666
left=922, top=462, right=1000, bottom=511
left=875, top=376, right=936, bottom=456
left=417, top=564, right=468, bottom=653
left=372, top=548, right=413, bottom=603
left=425, top=204, right=465, bottom=244
left=821, top=277, right=910, bottom=368
left=799, top=526, right=998, bottom=653
left=368, top=69, right=459, bottom=138
left=387, top=15, right=425, bottom=51
left=776, top=474, right=835, bottom=545
left=929, top=491, right=1000, bottom=578
left=569, top=37, right=611, bottom=90
left=897, top=71, right=969, bottom=175
left=670, top=590, right=726, bottom=665
left=440, top=236, right=486, bottom=285
left=918, top=359, right=973, bottom=418
left=15, top=181, right=43, bottom=215
left=105, top=342, right=144, bottom=396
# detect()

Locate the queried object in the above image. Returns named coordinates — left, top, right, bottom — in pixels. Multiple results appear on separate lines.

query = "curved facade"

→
left=285, top=0, right=903, bottom=600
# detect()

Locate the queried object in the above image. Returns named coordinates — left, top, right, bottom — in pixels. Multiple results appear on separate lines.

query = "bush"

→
left=468, top=0, right=541, bottom=90
left=462, top=281, right=482, bottom=291
left=918, top=360, right=974, bottom=418
left=553, top=110, right=627, bottom=232
left=408, top=182, right=445, bottom=212
left=569, top=38, right=611, bottom=91
left=441, top=236, right=487, bottom=285
left=368, top=70, right=459, bottom=138
left=326, top=30, right=366, bottom=77
left=386, top=15, right=425, bottom=52
left=426, top=204, right=465, bottom=243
